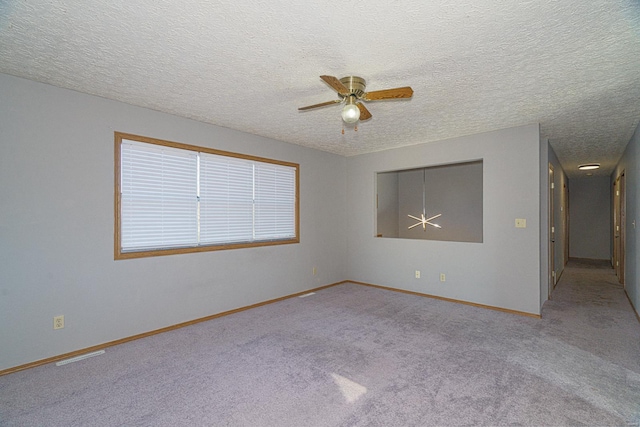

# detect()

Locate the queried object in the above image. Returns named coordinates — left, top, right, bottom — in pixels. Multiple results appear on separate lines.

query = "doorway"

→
left=549, top=164, right=555, bottom=299
left=564, top=182, right=569, bottom=266
left=613, top=172, right=626, bottom=285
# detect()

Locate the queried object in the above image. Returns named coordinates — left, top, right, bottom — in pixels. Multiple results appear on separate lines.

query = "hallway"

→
left=540, top=258, right=640, bottom=424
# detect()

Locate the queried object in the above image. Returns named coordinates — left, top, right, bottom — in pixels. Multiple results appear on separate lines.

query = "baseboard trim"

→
left=349, top=281, right=541, bottom=319
left=625, top=289, right=640, bottom=324
left=0, top=281, right=347, bottom=377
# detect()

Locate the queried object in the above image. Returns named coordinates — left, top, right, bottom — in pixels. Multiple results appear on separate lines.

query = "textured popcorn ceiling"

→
left=1, top=0, right=639, bottom=177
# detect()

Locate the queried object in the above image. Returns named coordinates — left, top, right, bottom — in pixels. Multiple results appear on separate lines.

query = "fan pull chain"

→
left=341, top=125, right=359, bottom=134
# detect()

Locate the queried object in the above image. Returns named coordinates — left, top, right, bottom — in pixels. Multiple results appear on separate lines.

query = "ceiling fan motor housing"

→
left=297, top=75, right=412, bottom=122
left=339, top=76, right=366, bottom=99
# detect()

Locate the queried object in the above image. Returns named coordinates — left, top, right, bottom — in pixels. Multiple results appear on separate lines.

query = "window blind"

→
left=199, top=153, right=254, bottom=244
left=121, top=140, right=198, bottom=251
left=118, top=136, right=297, bottom=255
left=254, top=162, right=296, bottom=240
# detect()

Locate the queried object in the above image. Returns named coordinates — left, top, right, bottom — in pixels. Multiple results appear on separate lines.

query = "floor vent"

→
left=299, top=292, right=316, bottom=298
left=56, top=350, right=105, bottom=366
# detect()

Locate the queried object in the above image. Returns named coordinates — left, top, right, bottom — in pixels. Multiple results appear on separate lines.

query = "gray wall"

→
left=613, top=120, right=639, bottom=316
left=0, top=74, right=348, bottom=371
left=347, top=124, right=542, bottom=315
left=569, top=177, right=611, bottom=260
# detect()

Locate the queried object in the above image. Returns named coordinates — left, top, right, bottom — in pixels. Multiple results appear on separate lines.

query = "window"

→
left=115, top=132, right=299, bottom=259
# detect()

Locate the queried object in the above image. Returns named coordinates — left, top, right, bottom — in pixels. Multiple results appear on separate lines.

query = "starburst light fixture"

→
left=407, top=168, right=442, bottom=230
left=408, top=213, right=442, bottom=230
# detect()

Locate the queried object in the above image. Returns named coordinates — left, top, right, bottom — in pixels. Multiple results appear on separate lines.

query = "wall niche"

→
left=376, top=160, right=483, bottom=243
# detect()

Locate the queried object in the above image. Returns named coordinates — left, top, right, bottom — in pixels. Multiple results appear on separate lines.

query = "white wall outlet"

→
left=440, top=273, right=446, bottom=282
left=312, top=267, right=317, bottom=275
left=515, top=218, right=527, bottom=228
left=415, top=270, right=421, bottom=279
left=53, top=315, right=64, bottom=330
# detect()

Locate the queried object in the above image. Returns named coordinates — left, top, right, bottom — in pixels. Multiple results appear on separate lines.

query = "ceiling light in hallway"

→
left=578, top=163, right=600, bottom=170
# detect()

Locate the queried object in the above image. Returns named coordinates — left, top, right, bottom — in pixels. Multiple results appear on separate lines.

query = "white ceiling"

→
left=1, top=0, right=639, bottom=178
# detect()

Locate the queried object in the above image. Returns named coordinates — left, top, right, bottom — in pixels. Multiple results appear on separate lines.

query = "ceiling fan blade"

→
left=357, top=102, right=372, bottom=121
left=320, top=75, right=350, bottom=96
left=298, top=99, right=342, bottom=111
left=363, top=86, right=414, bottom=101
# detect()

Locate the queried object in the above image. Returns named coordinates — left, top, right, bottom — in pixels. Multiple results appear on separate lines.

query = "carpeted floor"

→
left=1, top=261, right=639, bottom=426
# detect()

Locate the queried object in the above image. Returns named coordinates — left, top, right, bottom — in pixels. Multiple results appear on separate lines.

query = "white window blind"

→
left=254, top=162, right=296, bottom=240
left=118, top=137, right=297, bottom=255
left=121, top=140, right=198, bottom=251
left=199, top=153, right=254, bottom=244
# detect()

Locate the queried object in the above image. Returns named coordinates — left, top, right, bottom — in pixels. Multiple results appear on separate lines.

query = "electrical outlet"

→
left=53, top=315, right=64, bottom=330
left=312, top=267, right=317, bottom=276
left=440, top=273, right=446, bottom=282
left=415, top=270, right=421, bottom=279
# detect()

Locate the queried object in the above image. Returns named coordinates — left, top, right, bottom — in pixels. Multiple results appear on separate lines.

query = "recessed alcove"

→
left=376, top=160, right=483, bottom=243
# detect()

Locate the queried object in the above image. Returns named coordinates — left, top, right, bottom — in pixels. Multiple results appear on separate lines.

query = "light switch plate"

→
left=515, top=218, right=527, bottom=228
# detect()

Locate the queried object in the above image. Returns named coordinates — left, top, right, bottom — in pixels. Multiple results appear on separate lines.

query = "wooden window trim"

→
left=114, top=132, right=300, bottom=260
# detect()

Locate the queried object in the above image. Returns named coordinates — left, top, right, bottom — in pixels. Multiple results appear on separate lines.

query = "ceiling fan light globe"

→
left=341, top=104, right=360, bottom=123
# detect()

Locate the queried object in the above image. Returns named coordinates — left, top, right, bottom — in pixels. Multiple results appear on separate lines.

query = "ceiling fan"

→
left=299, top=75, right=414, bottom=124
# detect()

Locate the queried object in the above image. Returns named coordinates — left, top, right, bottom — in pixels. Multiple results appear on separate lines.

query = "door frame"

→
left=613, top=171, right=626, bottom=286
left=548, top=164, right=555, bottom=299
left=564, top=182, right=569, bottom=266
